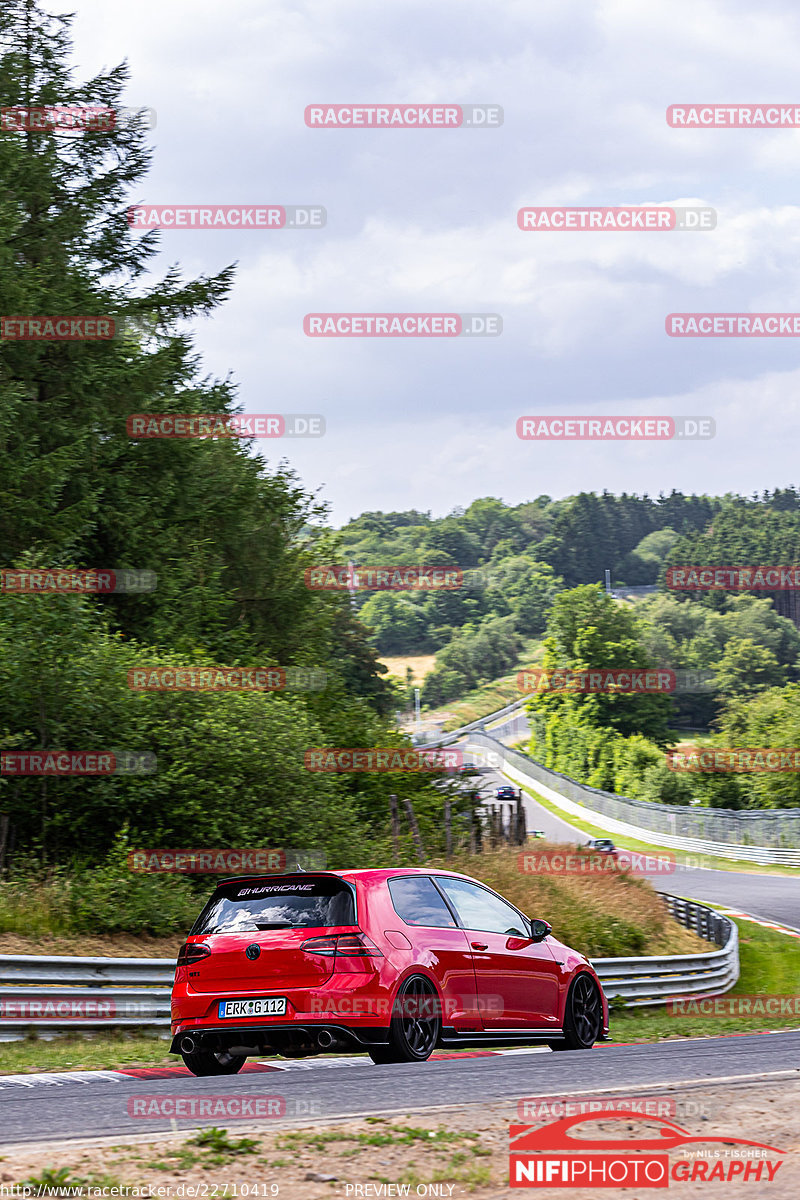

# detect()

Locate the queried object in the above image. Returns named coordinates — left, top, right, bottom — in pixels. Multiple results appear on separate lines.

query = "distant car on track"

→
left=585, top=838, right=618, bottom=858
left=171, top=867, right=608, bottom=1075
left=495, top=785, right=518, bottom=801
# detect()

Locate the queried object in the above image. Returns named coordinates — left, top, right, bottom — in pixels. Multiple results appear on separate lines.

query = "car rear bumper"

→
left=170, top=1022, right=390, bottom=1056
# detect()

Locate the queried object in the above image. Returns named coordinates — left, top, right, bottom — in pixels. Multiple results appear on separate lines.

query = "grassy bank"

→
left=0, top=845, right=704, bottom=961
left=438, top=846, right=707, bottom=958
left=435, top=641, right=544, bottom=731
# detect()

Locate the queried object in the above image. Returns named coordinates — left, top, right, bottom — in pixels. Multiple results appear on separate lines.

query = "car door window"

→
left=435, top=878, right=528, bottom=936
left=388, top=876, right=458, bottom=927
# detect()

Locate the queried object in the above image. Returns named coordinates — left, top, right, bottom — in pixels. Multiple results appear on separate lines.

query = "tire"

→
left=367, top=975, right=441, bottom=1064
left=180, top=1047, right=247, bottom=1076
left=549, top=974, right=602, bottom=1051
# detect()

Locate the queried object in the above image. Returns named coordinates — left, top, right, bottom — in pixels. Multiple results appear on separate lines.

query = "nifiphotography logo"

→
left=509, top=1111, right=785, bottom=1187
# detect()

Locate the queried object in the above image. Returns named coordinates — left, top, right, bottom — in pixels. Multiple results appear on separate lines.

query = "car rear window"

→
left=388, top=876, right=457, bottom=928
left=190, top=877, right=356, bottom=935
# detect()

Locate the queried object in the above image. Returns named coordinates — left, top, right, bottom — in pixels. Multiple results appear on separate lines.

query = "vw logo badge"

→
left=245, top=943, right=261, bottom=961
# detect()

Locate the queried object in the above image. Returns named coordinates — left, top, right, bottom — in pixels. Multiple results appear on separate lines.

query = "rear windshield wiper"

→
left=254, top=922, right=295, bottom=930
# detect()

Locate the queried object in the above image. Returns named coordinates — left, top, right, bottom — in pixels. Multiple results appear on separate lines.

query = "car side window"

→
left=387, top=876, right=458, bottom=928
left=435, top=878, right=527, bottom=936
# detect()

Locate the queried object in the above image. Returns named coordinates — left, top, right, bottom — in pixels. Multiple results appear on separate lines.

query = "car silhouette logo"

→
left=510, top=1113, right=785, bottom=1154
left=245, top=944, right=261, bottom=961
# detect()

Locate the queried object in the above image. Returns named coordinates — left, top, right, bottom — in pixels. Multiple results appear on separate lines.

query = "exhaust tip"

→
left=180, top=1035, right=196, bottom=1055
left=317, top=1030, right=335, bottom=1049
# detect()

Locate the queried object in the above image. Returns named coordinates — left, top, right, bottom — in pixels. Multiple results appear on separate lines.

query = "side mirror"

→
left=529, top=918, right=552, bottom=943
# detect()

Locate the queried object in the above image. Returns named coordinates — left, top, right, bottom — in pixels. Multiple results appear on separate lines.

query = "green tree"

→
left=713, top=638, right=785, bottom=700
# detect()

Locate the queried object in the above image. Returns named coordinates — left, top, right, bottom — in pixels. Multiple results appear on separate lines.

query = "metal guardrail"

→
left=0, top=895, right=738, bottom=1039
left=592, top=895, right=739, bottom=1008
left=0, top=954, right=174, bottom=1040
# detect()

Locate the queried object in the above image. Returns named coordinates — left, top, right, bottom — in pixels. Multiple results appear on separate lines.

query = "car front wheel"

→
left=368, top=975, right=441, bottom=1064
left=549, top=974, right=602, bottom=1051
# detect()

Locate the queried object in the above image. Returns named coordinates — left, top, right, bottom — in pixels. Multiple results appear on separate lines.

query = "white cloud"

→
left=39, top=0, right=800, bottom=519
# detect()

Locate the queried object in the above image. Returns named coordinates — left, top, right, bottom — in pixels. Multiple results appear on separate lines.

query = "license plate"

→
left=218, top=997, right=287, bottom=1019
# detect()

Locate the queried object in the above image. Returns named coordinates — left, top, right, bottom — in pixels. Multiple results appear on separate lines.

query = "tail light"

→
left=301, top=931, right=383, bottom=958
left=177, top=942, right=211, bottom=966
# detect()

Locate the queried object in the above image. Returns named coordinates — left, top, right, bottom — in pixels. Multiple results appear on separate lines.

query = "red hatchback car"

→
left=170, top=868, right=609, bottom=1075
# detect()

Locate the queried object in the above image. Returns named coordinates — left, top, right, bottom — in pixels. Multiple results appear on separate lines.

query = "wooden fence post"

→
left=402, top=797, right=426, bottom=862
left=515, top=790, right=527, bottom=844
left=0, top=813, right=9, bottom=873
left=470, top=793, right=482, bottom=853
left=389, top=794, right=400, bottom=860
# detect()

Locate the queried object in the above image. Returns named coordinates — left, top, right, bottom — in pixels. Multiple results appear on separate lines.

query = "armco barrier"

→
left=0, top=895, right=737, bottom=1039
left=455, top=701, right=800, bottom=865
left=592, top=895, right=739, bottom=1008
left=0, top=954, right=173, bottom=1041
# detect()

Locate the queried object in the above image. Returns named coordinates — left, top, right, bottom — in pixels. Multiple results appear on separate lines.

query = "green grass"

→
left=0, top=1031, right=175, bottom=1075
left=21, top=1168, right=134, bottom=1193
left=435, top=640, right=543, bottom=731
left=513, top=774, right=800, bottom=878
left=608, top=917, right=800, bottom=1042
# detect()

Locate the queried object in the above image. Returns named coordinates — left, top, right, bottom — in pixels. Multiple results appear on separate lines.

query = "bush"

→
left=0, top=835, right=201, bottom=937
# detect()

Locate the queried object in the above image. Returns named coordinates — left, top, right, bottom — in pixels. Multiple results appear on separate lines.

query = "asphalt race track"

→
left=1, top=1032, right=798, bottom=1146
left=474, top=763, right=800, bottom=929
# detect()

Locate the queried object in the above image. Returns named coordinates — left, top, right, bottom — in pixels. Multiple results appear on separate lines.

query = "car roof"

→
left=218, top=866, right=478, bottom=889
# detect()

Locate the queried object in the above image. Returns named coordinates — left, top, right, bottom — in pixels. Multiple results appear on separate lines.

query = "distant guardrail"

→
left=0, top=896, right=737, bottom=1039
left=450, top=701, right=800, bottom=865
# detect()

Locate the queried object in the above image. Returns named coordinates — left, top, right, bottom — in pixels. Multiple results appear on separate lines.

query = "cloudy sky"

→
left=50, top=0, right=800, bottom=523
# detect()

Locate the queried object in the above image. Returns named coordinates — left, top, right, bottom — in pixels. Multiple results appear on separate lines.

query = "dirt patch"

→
left=1, top=1076, right=797, bottom=1198
left=379, top=655, right=438, bottom=685
left=0, top=933, right=181, bottom=958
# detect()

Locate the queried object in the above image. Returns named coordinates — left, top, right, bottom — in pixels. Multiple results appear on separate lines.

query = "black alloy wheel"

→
left=368, top=974, right=441, bottom=1064
left=549, top=974, right=602, bottom=1051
